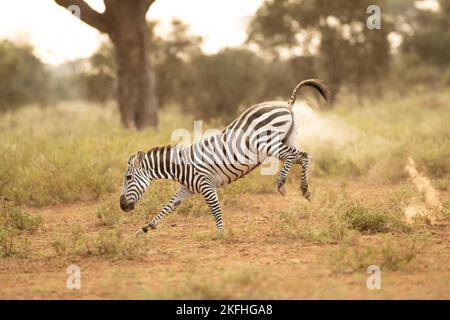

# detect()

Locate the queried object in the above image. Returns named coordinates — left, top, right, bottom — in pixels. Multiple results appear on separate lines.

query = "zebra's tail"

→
left=284, top=79, right=329, bottom=148
left=287, top=79, right=329, bottom=106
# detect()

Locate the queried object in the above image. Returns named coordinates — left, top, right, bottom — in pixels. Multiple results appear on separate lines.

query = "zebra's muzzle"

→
left=120, top=195, right=135, bottom=212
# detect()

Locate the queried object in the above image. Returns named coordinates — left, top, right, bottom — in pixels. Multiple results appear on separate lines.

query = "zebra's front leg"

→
left=199, top=183, right=224, bottom=231
left=138, top=186, right=193, bottom=234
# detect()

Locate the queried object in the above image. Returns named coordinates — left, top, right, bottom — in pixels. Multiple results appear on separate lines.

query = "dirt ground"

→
left=1, top=180, right=449, bottom=299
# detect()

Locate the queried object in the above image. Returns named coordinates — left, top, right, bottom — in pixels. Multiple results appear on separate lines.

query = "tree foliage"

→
left=0, top=40, right=49, bottom=111
left=402, top=0, right=450, bottom=67
left=185, top=48, right=265, bottom=121
left=248, top=0, right=392, bottom=101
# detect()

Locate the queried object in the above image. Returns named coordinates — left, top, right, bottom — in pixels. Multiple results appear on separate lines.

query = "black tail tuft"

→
left=288, top=79, right=330, bottom=106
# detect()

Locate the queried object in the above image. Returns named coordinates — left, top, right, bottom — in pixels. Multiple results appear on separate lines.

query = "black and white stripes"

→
left=120, top=79, right=329, bottom=233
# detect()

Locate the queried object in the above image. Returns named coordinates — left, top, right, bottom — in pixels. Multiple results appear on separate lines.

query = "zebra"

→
left=120, top=79, right=329, bottom=233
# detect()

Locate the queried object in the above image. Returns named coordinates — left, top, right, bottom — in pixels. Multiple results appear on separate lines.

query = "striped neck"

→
left=145, top=145, right=177, bottom=181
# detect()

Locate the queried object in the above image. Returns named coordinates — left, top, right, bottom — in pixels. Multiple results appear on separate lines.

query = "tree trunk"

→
left=108, top=2, right=158, bottom=129
left=54, top=0, right=158, bottom=129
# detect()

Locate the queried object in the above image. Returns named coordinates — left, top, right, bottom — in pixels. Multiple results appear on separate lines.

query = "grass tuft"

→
left=0, top=200, right=40, bottom=257
left=0, top=200, right=42, bottom=232
left=52, top=225, right=150, bottom=260
left=328, top=234, right=416, bottom=273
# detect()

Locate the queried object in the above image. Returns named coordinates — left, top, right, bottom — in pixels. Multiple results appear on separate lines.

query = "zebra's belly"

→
left=211, top=162, right=261, bottom=187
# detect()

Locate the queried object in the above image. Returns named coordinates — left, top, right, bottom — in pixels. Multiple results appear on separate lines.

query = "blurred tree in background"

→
left=54, top=0, right=160, bottom=129
left=77, top=20, right=203, bottom=111
left=78, top=21, right=264, bottom=122
left=403, top=0, right=450, bottom=67
left=151, top=20, right=203, bottom=107
left=186, top=48, right=265, bottom=121
left=78, top=42, right=116, bottom=103
left=385, top=0, right=450, bottom=89
left=0, top=40, right=49, bottom=111
left=248, top=0, right=392, bottom=103
left=1, top=0, right=449, bottom=119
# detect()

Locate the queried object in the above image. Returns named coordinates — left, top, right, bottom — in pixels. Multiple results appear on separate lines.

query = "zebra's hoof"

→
left=278, top=187, right=287, bottom=197
left=212, top=230, right=224, bottom=240
left=303, top=190, right=312, bottom=201
left=136, top=228, right=147, bottom=236
left=277, top=182, right=287, bottom=197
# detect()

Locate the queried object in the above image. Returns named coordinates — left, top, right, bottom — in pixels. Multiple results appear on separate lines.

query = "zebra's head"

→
left=120, top=151, right=150, bottom=212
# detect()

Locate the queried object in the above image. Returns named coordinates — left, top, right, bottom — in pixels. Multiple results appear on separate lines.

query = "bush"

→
left=337, top=197, right=408, bottom=234
left=52, top=226, right=150, bottom=260
left=328, top=235, right=416, bottom=273
left=186, top=48, right=265, bottom=121
left=0, top=40, right=49, bottom=111
left=86, top=229, right=149, bottom=258
left=270, top=191, right=350, bottom=244
left=96, top=194, right=123, bottom=227
left=0, top=200, right=42, bottom=232
left=270, top=189, right=412, bottom=243
left=340, top=205, right=388, bottom=232
left=0, top=228, right=18, bottom=257
left=0, top=200, right=40, bottom=258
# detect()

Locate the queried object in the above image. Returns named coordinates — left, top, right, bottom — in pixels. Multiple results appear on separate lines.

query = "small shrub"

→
left=86, top=229, right=149, bottom=258
left=0, top=227, right=32, bottom=258
left=0, top=227, right=18, bottom=257
left=381, top=240, right=416, bottom=271
left=271, top=197, right=349, bottom=244
left=96, top=194, right=122, bottom=227
left=51, top=238, right=69, bottom=256
left=337, top=198, right=390, bottom=233
left=337, top=197, right=410, bottom=234
left=51, top=226, right=150, bottom=259
left=433, top=178, right=449, bottom=191
left=0, top=199, right=42, bottom=232
left=441, top=202, right=450, bottom=221
left=0, top=200, right=39, bottom=258
left=328, top=235, right=416, bottom=273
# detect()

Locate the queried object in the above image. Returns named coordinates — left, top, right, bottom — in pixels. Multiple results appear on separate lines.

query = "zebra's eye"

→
left=126, top=174, right=133, bottom=181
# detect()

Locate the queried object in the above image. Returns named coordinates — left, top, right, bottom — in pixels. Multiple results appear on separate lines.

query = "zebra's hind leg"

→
left=295, top=151, right=312, bottom=201
left=199, top=182, right=224, bottom=231
left=276, top=156, right=295, bottom=197
left=271, top=143, right=312, bottom=201
left=138, top=186, right=193, bottom=234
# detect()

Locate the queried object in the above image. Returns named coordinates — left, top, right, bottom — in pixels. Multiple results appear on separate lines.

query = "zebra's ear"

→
left=132, top=151, right=146, bottom=167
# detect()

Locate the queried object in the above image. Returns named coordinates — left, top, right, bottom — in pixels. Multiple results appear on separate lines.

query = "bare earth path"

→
left=1, top=181, right=449, bottom=299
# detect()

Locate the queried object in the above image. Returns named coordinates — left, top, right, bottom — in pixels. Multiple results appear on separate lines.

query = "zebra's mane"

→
left=146, top=144, right=173, bottom=154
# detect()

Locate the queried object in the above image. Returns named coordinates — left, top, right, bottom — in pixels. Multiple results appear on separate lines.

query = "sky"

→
left=0, top=0, right=263, bottom=65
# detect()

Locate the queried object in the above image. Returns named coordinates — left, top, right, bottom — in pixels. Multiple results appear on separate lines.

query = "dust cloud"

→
left=404, top=157, right=443, bottom=225
left=293, top=100, right=358, bottom=148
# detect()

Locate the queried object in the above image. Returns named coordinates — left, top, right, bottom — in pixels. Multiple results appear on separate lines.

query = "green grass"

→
left=270, top=188, right=412, bottom=244
left=327, top=234, right=417, bottom=273
left=52, top=225, right=150, bottom=260
left=0, top=199, right=40, bottom=257
left=337, top=197, right=410, bottom=234
left=0, top=200, right=42, bottom=232
left=271, top=204, right=348, bottom=244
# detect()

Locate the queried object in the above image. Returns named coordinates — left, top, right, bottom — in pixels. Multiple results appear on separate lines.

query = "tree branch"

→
left=54, top=0, right=109, bottom=33
left=144, top=0, right=157, bottom=12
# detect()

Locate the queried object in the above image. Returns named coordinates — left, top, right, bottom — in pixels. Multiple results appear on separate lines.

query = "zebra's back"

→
left=179, top=102, right=294, bottom=189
